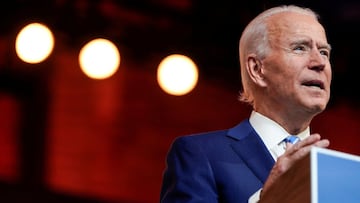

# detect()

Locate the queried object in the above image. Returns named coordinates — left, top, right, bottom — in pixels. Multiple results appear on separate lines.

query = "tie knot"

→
left=284, top=135, right=300, bottom=144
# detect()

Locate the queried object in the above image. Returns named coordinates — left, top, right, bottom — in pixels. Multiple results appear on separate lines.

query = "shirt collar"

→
left=249, top=111, right=310, bottom=150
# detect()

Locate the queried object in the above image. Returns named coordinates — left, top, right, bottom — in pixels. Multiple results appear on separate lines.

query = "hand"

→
left=260, top=133, right=329, bottom=199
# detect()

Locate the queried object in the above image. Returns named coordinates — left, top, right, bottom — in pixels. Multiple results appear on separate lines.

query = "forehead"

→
left=267, top=12, right=328, bottom=44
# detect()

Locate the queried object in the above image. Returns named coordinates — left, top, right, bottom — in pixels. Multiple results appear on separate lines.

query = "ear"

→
left=245, top=54, right=267, bottom=87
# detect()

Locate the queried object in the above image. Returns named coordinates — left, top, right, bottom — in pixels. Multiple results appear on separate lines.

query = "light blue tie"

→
left=284, top=135, right=300, bottom=144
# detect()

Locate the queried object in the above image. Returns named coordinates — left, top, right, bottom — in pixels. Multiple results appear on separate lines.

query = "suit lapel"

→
left=228, top=120, right=275, bottom=183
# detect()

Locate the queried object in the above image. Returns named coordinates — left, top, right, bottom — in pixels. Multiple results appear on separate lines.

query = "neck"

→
left=254, top=106, right=315, bottom=135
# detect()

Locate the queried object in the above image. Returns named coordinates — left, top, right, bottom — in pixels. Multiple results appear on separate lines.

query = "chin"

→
left=307, top=94, right=329, bottom=109
left=313, top=105, right=326, bottom=114
left=306, top=102, right=328, bottom=115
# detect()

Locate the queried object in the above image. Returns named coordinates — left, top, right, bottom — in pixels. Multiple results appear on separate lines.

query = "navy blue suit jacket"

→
left=160, top=119, right=275, bottom=203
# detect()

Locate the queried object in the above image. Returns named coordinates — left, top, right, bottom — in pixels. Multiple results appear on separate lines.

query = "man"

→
left=160, top=5, right=331, bottom=203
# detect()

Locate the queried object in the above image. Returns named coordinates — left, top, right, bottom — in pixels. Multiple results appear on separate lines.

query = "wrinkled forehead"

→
left=266, top=12, right=328, bottom=45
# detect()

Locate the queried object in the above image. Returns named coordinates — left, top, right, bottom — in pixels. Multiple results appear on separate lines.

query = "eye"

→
left=319, top=49, right=330, bottom=58
left=293, top=44, right=309, bottom=53
left=294, top=45, right=305, bottom=50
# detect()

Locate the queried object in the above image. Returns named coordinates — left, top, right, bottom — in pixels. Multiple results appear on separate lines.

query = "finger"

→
left=288, top=139, right=330, bottom=161
left=314, top=139, right=330, bottom=148
left=300, top=133, right=321, bottom=146
left=296, top=134, right=329, bottom=149
left=286, top=134, right=329, bottom=157
left=285, top=134, right=321, bottom=154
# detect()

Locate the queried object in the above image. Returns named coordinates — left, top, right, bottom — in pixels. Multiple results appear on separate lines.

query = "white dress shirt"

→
left=248, top=111, right=310, bottom=203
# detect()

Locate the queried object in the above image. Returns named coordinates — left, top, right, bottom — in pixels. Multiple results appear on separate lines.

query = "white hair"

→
left=238, top=5, right=320, bottom=105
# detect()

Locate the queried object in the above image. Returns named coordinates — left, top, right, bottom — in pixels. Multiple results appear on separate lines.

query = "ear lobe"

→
left=246, top=55, right=267, bottom=87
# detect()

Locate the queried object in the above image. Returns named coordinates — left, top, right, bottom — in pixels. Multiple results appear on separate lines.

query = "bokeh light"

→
left=79, top=38, right=120, bottom=80
left=157, top=54, right=198, bottom=96
left=15, top=22, right=55, bottom=64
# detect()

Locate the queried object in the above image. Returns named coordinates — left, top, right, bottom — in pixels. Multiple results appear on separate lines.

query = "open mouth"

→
left=302, top=80, right=325, bottom=90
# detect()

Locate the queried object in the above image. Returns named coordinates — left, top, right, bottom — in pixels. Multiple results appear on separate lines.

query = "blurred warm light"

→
left=79, top=38, right=120, bottom=80
left=157, top=54, right=198, bottom=96
left=15, top=22, right=54, bottom=64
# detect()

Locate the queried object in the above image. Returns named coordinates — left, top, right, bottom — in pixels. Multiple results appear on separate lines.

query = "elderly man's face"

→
left=261, top=12, right=332, bottom=115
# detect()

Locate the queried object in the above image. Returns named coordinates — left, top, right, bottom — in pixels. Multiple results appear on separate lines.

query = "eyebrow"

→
left=319, top=43, right=332, bottom=52
left=290, top=38, right=332, bottom=51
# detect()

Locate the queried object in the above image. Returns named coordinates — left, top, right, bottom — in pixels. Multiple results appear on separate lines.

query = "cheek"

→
left=265, top=72, right=296, bottom=98
left=262, top=55, right=300, bottom=86
left=327, top=67, right=332, bottom=82
left=264, top=66, right=296, bottom=87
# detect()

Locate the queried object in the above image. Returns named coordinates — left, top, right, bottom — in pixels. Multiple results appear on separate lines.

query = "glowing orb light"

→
left=157, top=54, right=199, bottom=96
left=79, top=38, right=120, bottom=79
left=15, top=23, right=54, bottom=64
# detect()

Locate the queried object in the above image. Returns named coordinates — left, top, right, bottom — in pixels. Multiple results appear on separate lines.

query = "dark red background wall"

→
left=1, top=42, right=360, bottom=203
left=1, top=1, right=360, bottom=202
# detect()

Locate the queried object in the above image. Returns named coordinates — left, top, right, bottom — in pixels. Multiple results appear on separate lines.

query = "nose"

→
left=309, top=48, right=327, bottom=72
